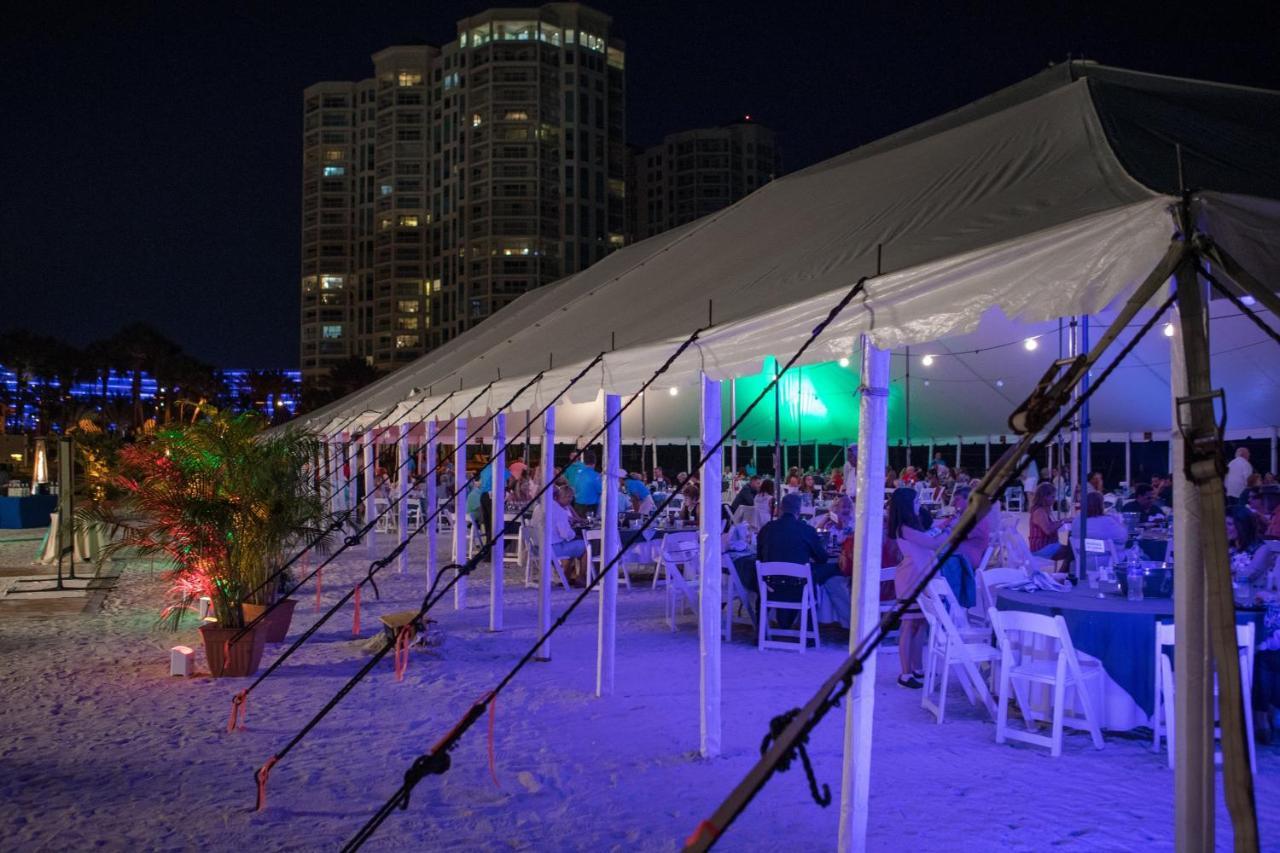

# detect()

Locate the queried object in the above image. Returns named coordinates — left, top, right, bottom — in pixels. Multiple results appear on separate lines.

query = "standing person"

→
left=1225, top=447, right=1254, bottom=500
left=651, top=466, right=669, bottom=492
left=1027, top=482, right=1067, bottom=559
left=843, top=444, right=858, bottom=499
left=888, top=487, right=953, bottom=689
left=623, top=471, right=655, bottom=514
left=564, top=450, right=602, bottom=518
left=751, top=479, right=776, bottom=531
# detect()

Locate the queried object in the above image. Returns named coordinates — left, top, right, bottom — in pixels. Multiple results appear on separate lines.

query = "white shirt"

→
left=535, top=500, right=576, bottom=547
left=1224, top=456, right=1253, bottom=498
left=843, top=461, right=857, bottom=497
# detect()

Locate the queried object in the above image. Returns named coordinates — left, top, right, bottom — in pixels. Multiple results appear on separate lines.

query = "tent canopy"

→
left=297, top=61, right=1279, bottom=440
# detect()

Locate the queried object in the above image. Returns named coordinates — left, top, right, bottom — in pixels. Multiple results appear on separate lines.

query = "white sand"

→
left=0, top=546, right=1276, bottom=852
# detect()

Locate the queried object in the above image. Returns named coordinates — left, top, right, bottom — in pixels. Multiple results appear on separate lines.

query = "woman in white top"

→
left=750, top=479, right=776, bottom=532
left=888, top=487, right=950, bottom=689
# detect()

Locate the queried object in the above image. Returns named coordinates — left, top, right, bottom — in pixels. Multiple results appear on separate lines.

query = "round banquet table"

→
left=995, top=584, right=1264, bottom=732
left=995, top=584, right=1177, bottom=730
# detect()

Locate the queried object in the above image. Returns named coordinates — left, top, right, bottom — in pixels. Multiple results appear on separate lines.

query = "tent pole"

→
left=397, top=422, right=411, bottom=574
left=774, top=360, right=782, bottom=485
left=698, top=374, right=723, bottom=757
left=453, top=418, right=468, bottom=610
left=641, top=390, right=647, bottom=477
left=797, top=366, right=804, bottom=471
left=536, top=407, right=556, bottom=660
left=955, top=437, right=961, bottom=471
left=1170, top=272, right=1217, bottom=848
left=730, top=380, right=738, bottom=478
left=1124, top=433, right=1132, bottom=491
left=362, top=430, right=376, bottom=557
left=686, top=438, right=692, bottom=477
left=1077, top=316, right=1090, bottom=566
left=837, top=336, right=889, bottom=851
left=347, top=433, right=358, bottom=514
left=597, top=394, right=621, bottom=695
left=905, top=345, right=912, bottom=470
left=489, top=414, right=506, bottom=631
left=927, top=439, right=934, bottom=473
left=983, top=437, right=990, bottom=472
left=424, top=420, right=439, bottom=588
left=753, top=441, right=758, bottom=473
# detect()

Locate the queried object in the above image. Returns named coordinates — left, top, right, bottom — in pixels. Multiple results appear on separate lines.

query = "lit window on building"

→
left=398, top=215, right=420, bottom=227
left=324, top=149, right=343, bottom=161
left=503, top=110, right=529, bottom=121
left=472, top=113, right=484, bottom=127
left=397, top=317, right=419, bottom=330
left=395, top=334, right=418, bottom=349
left=397, top=300, right=420, bottom=313
left=397, top=70, right=423, bottom=87
left=323, top=165, right=345, bottom=177
left=494, top=21, right=535, bottom=41
left=539, top=25, right=562, bottom=46
left=380, top=184, right=393, bottom=196
left=320, top=276, right=345, bottom=290
left=443, top=72, right=460, bottom=90
left=322, top=325, right=343, bottom=339
left=607, top=47, right=625, bottom=69
left=469, top=25, right=491, bottom=47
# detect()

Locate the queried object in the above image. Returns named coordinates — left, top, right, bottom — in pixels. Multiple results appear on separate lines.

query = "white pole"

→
left=1124, top=434, right=1132, bottom=489
left=362, top=430, right=376, bottom=556
left=686, top=438, right=692, bottom=476
left=330, top=435, right=343, bottom=513
left=537, top=407, right=556, bottom=660
left=453, top=418, right=468, bottom=610
left=838, top=336, right=888, bottom=852
left=597, top=394, right=622, bottom=696
left=651, top=438, right=657, bottom=479
left=730, top=381, right=738, bottom=478
left=698, top=374, right=723, bottom=757
left=983, top=437, right=990, bottom=471
left=425, top=420, right=439, bottom=587
left=346, top=433, right=358, bottom=514
left=490, top=414, right=506, bottom=631
left=753, top=441, right=759, bottom=472
left=927, top=439, right=934, bottom=471
left=955, top=437, right=961, bottom=470
left=397, top=422, right=410, bottom=574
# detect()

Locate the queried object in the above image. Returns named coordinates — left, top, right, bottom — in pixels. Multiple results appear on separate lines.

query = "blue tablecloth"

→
left=0, top=495, right=57, bottom=529
left=996, top=585, right=1259, bottom=717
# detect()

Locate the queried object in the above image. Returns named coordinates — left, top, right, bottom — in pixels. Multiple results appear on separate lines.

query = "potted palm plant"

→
left=81, top=408, right=333, bottom=675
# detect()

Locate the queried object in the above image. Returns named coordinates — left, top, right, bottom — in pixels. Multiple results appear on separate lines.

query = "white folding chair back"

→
left=989, top=607, right=1104, bottom=757
left=1069, top=536, right=1119, bottom=581
left=756, top=561, right=820, bottom=652
left=722, top=553, right=753, bottom=641
left=920, top=579, right=999, bottom=723
left=976, top=566, right=1027, bottom=620
left=878, top=566, right=896, bottom=615
left=1153, top=621, right=1256, bottom=773
left=406, top=501, right=422, bottom=529
left=503, top=511, right=522, bottom=564
left=1004, top=486, right=1025, bottom=513
left=652, top=531, right=699, bottom=590
left=373, top=498, right=395, bottom=534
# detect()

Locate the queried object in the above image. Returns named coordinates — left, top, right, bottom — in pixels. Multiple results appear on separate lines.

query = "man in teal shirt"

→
left=565, top=450, right=601, bottom=516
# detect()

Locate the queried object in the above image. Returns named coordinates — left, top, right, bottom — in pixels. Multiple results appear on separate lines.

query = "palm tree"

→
left=99, top=324, right=182, bottom=429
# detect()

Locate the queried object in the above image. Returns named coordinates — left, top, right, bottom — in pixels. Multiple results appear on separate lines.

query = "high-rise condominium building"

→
left=630, top=119, right=779, bottom=242
left=300, top=3, right=626, bottom=379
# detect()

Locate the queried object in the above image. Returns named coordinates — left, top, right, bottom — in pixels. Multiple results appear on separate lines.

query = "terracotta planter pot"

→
left=199, top=623, right=266, bottom=678
left=243, top=598, right=298, bottom=643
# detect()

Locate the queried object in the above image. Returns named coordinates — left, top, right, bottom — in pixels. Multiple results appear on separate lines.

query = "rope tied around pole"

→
left=227, top=689, right=248, bottom=733
left=255, top=755, right=280, bottom=812
left=759, top=708, right=830, bottom=807
left=393, top=625, right=413, bottom=683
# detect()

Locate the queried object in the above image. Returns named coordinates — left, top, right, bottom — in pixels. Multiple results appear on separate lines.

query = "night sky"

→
left=4, top=1, right=1277, bottom=368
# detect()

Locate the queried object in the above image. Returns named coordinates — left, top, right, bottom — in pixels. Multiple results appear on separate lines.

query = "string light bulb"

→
left=995, top=379, right=1005, bottom=388
left=1023, top=338, right=1038, bottom=351
left=1163, top=323, right=1175, bottom=337
left=921, top=354, right=935, bottom=367
left=838, top=357, right=850, bottom=368
left=668, top=387, right=679, bottom=397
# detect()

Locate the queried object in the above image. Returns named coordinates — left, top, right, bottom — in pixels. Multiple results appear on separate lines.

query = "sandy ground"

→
left=1, top=537, right=1276, bottom=852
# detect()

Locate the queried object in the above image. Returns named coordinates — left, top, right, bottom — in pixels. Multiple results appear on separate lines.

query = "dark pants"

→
left=478, top=492, right=493, bottom=541
left=733, top=557, right=840, bottom=629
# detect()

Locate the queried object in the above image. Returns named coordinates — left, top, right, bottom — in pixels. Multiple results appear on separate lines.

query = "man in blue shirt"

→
left=474, top=458, right=512, bottom=541
left=623, top=471, right=655, bottom=514
left=564, top=450, right=602, bottom=517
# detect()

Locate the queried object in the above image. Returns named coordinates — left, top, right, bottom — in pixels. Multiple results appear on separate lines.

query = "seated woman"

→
left=679, top=482, right=700, bottom=524
left=751, top=479, right=776, bottom=531
left=541, top=484, right=587, bottom=585
left=1027, top=482, right=1068, bottom=559
left=1228, top=505, right=1267, bottom=588
left=816, top=495, right=855, bottom=537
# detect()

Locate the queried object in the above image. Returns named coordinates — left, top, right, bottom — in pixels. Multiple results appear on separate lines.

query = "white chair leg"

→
left=1067, top=657, right=1105, bottom=750
left=1050, top=669, right=1067, bottom=758
left=996, top=665, right=1012, bottom=744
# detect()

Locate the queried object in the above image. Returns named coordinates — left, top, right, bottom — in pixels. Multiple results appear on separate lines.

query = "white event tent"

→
left=291, top=62, right=1279, bottom=849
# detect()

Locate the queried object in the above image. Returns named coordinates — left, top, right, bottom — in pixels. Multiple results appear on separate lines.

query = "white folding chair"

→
left=521, top=526, right=570, bottom=591
left=1069, top=537, right=1120, bottom=582
left=1153, top=621, right=1256, bottom=773
left=722, top=553, right=753, bottom=641
left=582, top=530, right=634, bottom=590
left=665, top=551, right=699, bottom=631
left=989, top=607, right=1104, bottom=756
left=1003, top=486, right=1025, bottom=513
left=373, top=498, right=395, bottom=534
left=652, top=531, right=699, bottom=590
left=756, top=561, right=820, bottom=652
left=503, top=511, right=522, bottom=564
left=920, top=579, right=999, bottom=723
left=975, top=566, right=1027, bottom=624
left=878, top=566, right=897, bottom=616
left=406, top=501, right=422, bottom=529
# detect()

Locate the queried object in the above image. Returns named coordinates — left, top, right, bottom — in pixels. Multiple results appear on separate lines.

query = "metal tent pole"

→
left=489, top=414, right=506, bottom=631
left=597, top=394, right=621, bottom=696
left=698, top=374, right=723, bottom=757
left=453, top=418, right=468, bottom=610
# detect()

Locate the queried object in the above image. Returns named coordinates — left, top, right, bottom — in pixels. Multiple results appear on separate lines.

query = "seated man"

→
left=1121, top=483, right=1164, bottom=523
left=736, top=493, right=839, bottom=628
left=729, top=474, right=761, bottom=515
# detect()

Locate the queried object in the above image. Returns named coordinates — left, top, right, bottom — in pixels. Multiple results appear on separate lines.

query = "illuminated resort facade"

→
left=300, top=3, right=627, bottom=379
